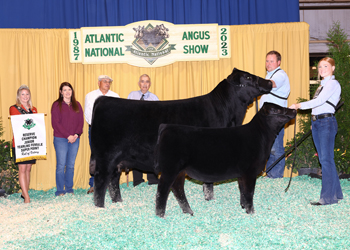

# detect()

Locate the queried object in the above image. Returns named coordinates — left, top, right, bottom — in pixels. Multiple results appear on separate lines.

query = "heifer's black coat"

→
left=90, top=68, right=272, bottom=207
left=155, top=103, right=296, bottom=218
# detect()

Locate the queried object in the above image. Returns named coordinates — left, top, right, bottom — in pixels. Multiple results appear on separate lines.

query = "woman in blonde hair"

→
left=9, top=85, right=37, bottom=203
left=290, top=57, right=343, bottom=206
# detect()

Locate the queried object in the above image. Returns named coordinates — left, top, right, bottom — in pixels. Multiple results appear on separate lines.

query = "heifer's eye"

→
left=246, top=76, right=251, bottom=80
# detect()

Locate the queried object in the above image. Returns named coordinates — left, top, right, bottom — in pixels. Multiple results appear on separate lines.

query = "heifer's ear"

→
left=260, top=103, right=270, bottom=115
left=227, top=68, right=239, bottom=83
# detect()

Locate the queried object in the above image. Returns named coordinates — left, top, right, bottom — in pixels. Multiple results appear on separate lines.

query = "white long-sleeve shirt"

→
left=84, top=89, right=120, bottom=125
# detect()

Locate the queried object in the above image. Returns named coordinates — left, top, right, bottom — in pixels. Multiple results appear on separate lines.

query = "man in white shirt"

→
left=127, top=74, right=159, bottom=186
left=259, top=51, right=290, bottom=178
left=85, top=75, right=120, bottom=194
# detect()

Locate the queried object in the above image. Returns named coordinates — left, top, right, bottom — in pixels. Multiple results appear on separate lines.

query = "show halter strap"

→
left=255, top=68, right=286, bottom=113
left=12, top=104, right=33, bottom=114
left=269, top=92, right=288, bottom=100
left=312, top=85, right=337, bottom=109
left=268, top=69, right=288, bottom=100
left=269, top=68, right=281, bottom=79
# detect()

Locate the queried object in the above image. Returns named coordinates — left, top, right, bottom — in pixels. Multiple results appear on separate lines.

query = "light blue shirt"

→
left=127, top=90, right=159, bottom=101
left=259, top=67, right=290, bottom=108
left=300, top=75, right=341, bottom=115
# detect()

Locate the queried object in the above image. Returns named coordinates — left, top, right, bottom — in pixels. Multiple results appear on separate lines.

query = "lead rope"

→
left=284, top=120, right=297, bottom=192
left=262, top=117, right=297, bottom=184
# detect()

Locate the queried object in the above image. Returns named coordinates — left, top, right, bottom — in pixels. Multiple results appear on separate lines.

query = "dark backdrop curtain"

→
left=0, top=0, right=299, bottom=28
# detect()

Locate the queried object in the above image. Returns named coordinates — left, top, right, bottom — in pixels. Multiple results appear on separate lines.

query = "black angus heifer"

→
left=155, top=103, right=296, bottom=218
left=90, top=68, right=272, bottom=208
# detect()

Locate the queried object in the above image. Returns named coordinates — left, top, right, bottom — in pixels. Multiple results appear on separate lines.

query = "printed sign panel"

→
left=218, top=26, right=231, bottom=58
left=69, top=20, right=231, bottom=67
left=10, top=114, right=47, bottom=163
left=69, top=29, right=82, bottom=63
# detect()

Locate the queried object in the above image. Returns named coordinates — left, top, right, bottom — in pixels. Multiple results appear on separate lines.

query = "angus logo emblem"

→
left=127, top=23, right=176, bottom=65
left=23, top=118, right=36, bottom=130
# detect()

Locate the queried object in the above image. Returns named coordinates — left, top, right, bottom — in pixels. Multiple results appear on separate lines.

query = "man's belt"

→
left=311, top=113, right=334, bottom=121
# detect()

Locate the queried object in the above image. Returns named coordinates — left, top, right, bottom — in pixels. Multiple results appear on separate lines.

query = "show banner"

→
left=69, top=20, right=230, bottom=67
left=10, top=114, right=47, bottom=163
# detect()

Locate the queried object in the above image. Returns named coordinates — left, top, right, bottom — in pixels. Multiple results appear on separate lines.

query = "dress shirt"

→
left=84, top=89, right=120, bottom=125
left=127, top=90, right=159, bottom=101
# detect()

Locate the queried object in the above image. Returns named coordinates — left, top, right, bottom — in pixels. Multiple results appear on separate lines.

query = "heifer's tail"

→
left=154, top=123, right=168, bottom=173
left=89, top=153, right=96, bottom=176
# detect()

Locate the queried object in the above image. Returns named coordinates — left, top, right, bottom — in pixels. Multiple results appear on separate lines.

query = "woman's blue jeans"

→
left=312, top=116, right=343, bottom=204
left=54, top=136, right=80, bottom=196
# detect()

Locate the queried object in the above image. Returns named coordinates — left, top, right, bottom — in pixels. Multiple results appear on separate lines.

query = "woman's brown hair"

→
left=56, top=82, right=79, bottom=113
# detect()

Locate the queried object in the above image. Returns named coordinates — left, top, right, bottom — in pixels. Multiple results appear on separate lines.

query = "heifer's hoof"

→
left=156, top=211, right=165, bottom=218
left=205, top=195, right=215, bottom=201
left=203, top=184, right=214, bottom=201
left=245, top=207, right=255, bottom=214
left=112, top=198, right=123, bottom=203
left=94, top=199, right=105, bottom=208
left=182, top=208, right=194, bottom=216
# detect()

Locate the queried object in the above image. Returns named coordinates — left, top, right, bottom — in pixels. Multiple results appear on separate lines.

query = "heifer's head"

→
left=226, top=68, right=272, bottom=103
left=259, top=102, right=296, bottom=132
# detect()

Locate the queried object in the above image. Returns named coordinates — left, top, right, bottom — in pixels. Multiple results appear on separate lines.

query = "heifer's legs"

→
left=203, top=183, right=214, bottom=201
left=108, top=170, right=122, bottom=203
left=93, top=159, right=111, bottom=208
left=238, top=176, right=257, bottom=214
left=172, top=171, right=193, bottom=216
left=156, top=172, right=179, bottom=218
left=238, top=177, right=247, bottom=209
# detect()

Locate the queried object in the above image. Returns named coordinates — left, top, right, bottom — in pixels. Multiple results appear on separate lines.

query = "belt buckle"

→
left=312, top=115, right=317, bottom=121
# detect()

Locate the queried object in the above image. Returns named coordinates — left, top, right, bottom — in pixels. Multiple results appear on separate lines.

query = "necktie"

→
left=140, top=94, right=145, bottom=100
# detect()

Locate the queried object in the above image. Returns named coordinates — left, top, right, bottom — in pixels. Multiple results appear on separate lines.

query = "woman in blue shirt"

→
left=290, top=57, right=343, bottom=206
